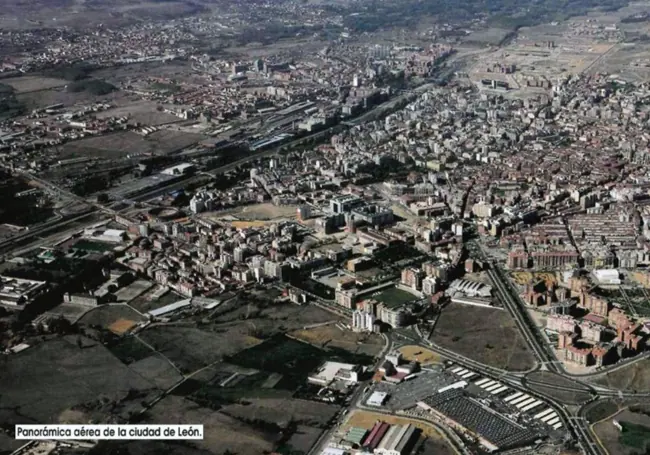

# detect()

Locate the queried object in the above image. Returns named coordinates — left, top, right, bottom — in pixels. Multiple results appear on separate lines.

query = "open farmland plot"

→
left=94, top=101, right=180, bottom=126
left=129, top=355, right=183, bottom=390
left=1, top=75, right=68, bottom=93
left=60, top=131, right=157, bottom=159
left=145, top=395, right=277, bottom=455
left=145, top=129, right=208, bottom=153
left=431, top=302, right=536, bottom=371
left=0, top=336, right=157, bottom=425
left=16, top=87, right=118, bottom=110
left=220, top=398, right=338, bottom=428
left=211, top=299, right=336, bottom=337
left=291, top=324, right=384, bottom=356
left=138, top=325, right=262, bottom=374
left=60, top=129, right=207, bottom=159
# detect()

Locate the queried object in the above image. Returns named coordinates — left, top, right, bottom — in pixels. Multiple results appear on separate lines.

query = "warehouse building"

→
left=360, top=421, right=419, bottom=455
left=308, top=361, right=362, bottom=386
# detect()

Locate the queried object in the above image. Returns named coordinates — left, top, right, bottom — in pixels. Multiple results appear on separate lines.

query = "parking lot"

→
left=371, top=367, right=456, bottom=411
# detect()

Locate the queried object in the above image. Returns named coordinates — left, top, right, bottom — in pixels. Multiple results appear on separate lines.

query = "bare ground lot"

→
left=129, top=355, right=183, bottom=390
left=0, top=336, right=157, bottom=425
left=431, top=302, right=536, bottom=371
left=145, top=395, right=277, bottom=455
left=115, top=279, right=154, bottom=303
left=94, top=101, right=181, bottom=126
left=91, top=61, right=193, bottom=86
left=211, top=298, right=337, bottom=338
left=60, top=129, right=207, bottom=159
left=526, top=371, right=593, bottom=403
left=593, top=408, right=650, bottom=455
left=290, top=324, right=384, bottom=357
left=1, top=75, right=68, bottom=93
left=16, top=87, right=119, bottom=110
left=591, top=361, right=650, bottom=392
left=77, top=304, right=147, bottom=330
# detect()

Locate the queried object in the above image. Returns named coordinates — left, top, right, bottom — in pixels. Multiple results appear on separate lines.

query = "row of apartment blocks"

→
left=351, top=298, right=408, bottom=330
left=507, top=249, right=580, bottom=270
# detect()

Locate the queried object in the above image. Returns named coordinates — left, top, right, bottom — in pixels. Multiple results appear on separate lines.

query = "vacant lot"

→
left=145, top=395, right=277, bottom=455
left=236, top=203, right=298, bottom=221
left=129, top=355, right=183, bottom=390
left=0, top=336, right=156, bottom=425
left=592, top=361, right=650, bottom=392
left=139, top=325, right=262, bottom=373
left=511, top=271, right=558, bottom=286
left=212, top=298, right=336, bottom=338
left=2, top=75, right=68, bottom=93
left=17, top=87, right=117, bottom=110
left=60, top=129, right=205, bottom=159
left=291, top=324, right=384, bottom=356
left=115, top=279, right=154, bottom=303
left=77, top=304, right=147, bottom=331
left=593, top=408, right=650, bottom=455
left=94, top=100, right=181, bottom=126
left=398, top=345, right=442, bottom=365
left=431, top=302, right=536, bottom=371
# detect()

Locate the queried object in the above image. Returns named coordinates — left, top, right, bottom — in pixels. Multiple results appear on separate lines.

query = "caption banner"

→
left=15, top=424, right=204, bottom=440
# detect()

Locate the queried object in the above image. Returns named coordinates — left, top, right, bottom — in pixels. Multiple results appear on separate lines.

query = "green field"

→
left=372, top=287, right=418, bottom=308
left=620, top=422, right=650, bottom=451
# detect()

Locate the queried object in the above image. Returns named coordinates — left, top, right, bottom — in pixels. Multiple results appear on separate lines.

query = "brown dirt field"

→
left=108, top=318, right=138, bottom=335
left=592, top=361, right=650, bottom=392
left=431, top=302, right=536, bottom=371
left=398, top=345, right=442, bottom=365
left=291, top=324, right=384, bottom=356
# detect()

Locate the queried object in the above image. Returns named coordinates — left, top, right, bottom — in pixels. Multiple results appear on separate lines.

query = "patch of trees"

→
left=0, top=82, right=24, bottom=118
left=41, top=62, right=99, bottom=81
left=66, top=78, right=117, bottom=95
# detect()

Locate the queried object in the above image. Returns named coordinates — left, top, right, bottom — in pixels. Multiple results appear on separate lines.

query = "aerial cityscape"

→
left=2, top=0, right=650, bottom=454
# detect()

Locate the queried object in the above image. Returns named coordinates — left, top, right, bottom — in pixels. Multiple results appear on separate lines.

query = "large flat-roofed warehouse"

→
left=417, top=389, right=539, bottom=452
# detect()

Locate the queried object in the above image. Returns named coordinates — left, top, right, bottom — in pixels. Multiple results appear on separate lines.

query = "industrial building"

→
left=308, top=361, right=362, bottom=386
left=0, top=276, right=48, bottom=308
left=448, top=279, right=492, bottom=298
left=360, top=421, right=418, bottom=455
left=161, top=163, right=196, bottom=176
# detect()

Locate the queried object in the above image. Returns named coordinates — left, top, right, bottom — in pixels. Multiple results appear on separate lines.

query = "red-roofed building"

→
left=363, top=421, right=390, bottom=451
